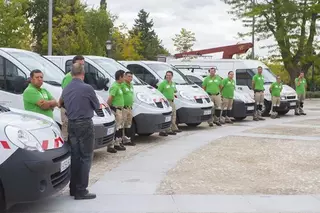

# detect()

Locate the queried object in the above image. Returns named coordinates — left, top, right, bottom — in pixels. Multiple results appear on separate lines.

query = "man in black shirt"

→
left=59, top=62, right=99, bottom=200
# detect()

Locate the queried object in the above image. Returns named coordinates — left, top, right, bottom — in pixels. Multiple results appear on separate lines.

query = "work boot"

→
left=225, top=117, right=233, bottom=124
left=159, top=132, right=168, bottom=136
left=174, top=129, right=182, bottom=133
left=122, top=136, right=136, bottom=146
left=75, top=192, right=96, bottom=200
left=220, top=117, right=226, bottom=124
left=208, top=123, right=214, bottom=127
left=114, top=138, right=126, bottom=151
left=214, top=121, right=222, bottom=126
left=107, top=144, right=117, bottom=153
left=167, top=131, right=177, bottom=135
left=253, top=116, right=259, bottom=121
left=258, top=117, right=265, bottom=120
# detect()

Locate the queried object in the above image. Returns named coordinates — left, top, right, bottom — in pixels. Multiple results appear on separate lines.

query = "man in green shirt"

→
left=295, top=72, right=307, bottom=115
left=252, top=66, right=266, bottom=121
left=269, top=76, right=283, bottom=119
left=121, top=71, right=135, bottom=146
left=202, top=67, right=223, bottom=126
left=158, top=71, right=180, bottom=136
left=221, top=71, right=235, bottom=124
left=23, top=69, right=58, bottom=118
left=60, top=55, right=85, bottom=141
left=107, top=70, right=126, bottom=153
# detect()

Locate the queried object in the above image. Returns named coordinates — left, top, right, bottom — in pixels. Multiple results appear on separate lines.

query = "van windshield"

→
left=251, top=68, right=276, bottom=84
left=89, top=58, right=143, bottom=85
left=146, top=63, right=192, bottom=85
left=6, top=50, right=64, bottom=85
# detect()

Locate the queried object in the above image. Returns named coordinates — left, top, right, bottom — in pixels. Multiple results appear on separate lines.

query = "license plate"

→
left=247, top=106, right=254, bottom=111
left=165, top=116, right=171, bottom=122
left=107, top=127, right=115, bottom=135
left=60, top=156, right=71, bottom=172
left=290, top=102, right=296, bottom=106
left=203, top=110, right=212, bottom=115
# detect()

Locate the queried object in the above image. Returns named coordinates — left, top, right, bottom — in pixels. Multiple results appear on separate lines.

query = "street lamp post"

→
left=48, top=0, right=53, bottom=55
left=105, top=40, right=112, bottom=58
left=311, top=51, right=316, bottom=91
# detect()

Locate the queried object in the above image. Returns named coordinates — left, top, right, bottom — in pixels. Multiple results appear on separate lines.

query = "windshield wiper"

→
left=0, top=105, right=10, bottom=112
left=44, top=80, right=61, bottom=86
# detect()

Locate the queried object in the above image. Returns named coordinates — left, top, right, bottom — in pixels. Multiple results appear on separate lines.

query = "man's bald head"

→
left=71, top=62, right=85, bottom=80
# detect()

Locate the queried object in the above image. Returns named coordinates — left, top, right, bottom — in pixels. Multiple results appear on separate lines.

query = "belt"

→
left=208, top=92, right=220, bottom=96
left=168, top=99, right=174, bottom=102
left=124, top=106, right=132, bottom=109
left=254, top=90, right=264, bottom=93
left=110, top=106, right=123, bottom=111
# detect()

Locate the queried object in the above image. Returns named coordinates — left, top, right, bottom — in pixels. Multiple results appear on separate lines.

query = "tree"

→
left=111, top=24, right=143, bottom=60
left=0, top=0, right=31, bottom=49
left=41, top=0, right=92, bottom=55
left=223, top=0, right=320, bottom=86
left=130, top=9, right=169, bottom=60
left=172, top=28, right=196, bottom=53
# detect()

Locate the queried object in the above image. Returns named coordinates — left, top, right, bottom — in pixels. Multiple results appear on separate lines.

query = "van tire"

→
left=186, top=123, right=201, bottom=127
left=0, top=180, right=6, bottom=212
left=234, top=117, right=246, bottom=121
left=278, top=110, right=289, bottom=115
left=262, top=100, right=271, bottom=117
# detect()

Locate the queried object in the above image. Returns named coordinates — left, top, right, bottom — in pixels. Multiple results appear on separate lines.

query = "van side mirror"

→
left=150, top=78, right=159, bottom=87
left=13, top=76, right=29, bottom=94
left=96, top=77, right=109, bottom=91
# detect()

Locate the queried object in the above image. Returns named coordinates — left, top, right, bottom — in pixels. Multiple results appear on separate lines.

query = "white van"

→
left=0, top=104, right=70, bottom=210
left=45, top=56, right=173, bottom=137
left=0, top=48, right=116, bottom=149
left=181, top=70, right=255, bottom=120
left=120, top=61, right=214, bottom=127
left=168, top=58, right=298, bottom=116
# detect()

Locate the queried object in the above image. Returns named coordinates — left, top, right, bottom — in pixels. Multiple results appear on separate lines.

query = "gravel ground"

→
left=157, top=136, right=320, bottom=195
left=286, top=118, right=320, bottom=126
left=247, top=125, right=320, bottom=136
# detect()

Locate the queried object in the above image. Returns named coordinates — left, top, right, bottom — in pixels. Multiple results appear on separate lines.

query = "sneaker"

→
left=174, top=129, right=182, bottom=133
left=253, top=117, right=259, bottom=121
left=258, top=117, right=265, bottom=120
left=167, top=131, right=177, bottom=135
left=122, top=136, right=131, bottom=143
left=114, top=145, right=126, bottom=151
left=75, top=192, right=96, bottom=200
left=123, top=141, right=136, bottom=146
left=107, top=147, right=117, bottom=153
left=209, top=123, right=214, bottom=127
left=295, top=112, right=301, bottom=116
left=159, top=132, right=168, bottom=136
left=300, top=112, right=307, bottom=115
left=214, top=121, right=222, bottom=126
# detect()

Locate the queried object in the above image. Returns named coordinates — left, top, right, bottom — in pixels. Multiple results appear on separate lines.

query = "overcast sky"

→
left=85, top=0, right=272, bottom=58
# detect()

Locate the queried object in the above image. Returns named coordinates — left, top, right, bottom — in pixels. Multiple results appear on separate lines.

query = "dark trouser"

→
left=68, top=118, right=95, bottom=195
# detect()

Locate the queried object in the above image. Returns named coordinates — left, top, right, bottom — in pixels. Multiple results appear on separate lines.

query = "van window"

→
left=127, top=64, right=147, bottom=80
left=236, top=69, right=253, bottom=88
left=186, top=75, right=202, bottom=87
left=6, top=50, right=64, bottom=85
left=0, top=56, right=27, bottom=94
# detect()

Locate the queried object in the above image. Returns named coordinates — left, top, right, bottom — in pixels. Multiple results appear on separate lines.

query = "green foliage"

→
left=223, top=0, right=320, bottom=86
left=172, top=28, right=196, bottom=53
left=0, top=0, right=31, bottom=49
left=130, top=9, right=169, bottom=60
left=306, top=91, right=320, bottom=98
left=264, top=62, right=290, bottom=84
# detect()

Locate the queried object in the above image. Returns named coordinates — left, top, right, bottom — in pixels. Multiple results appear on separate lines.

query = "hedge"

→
left=306, top=91, right=320, bottom=99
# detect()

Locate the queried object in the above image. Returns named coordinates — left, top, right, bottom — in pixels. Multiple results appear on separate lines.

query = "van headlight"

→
left=5, top=126, right=44, bottom=152
left=179, top=91, right=196, bottom=103
left=280, top=96, right=286, bottom=100
left=136, top=92, right=155, bottom=105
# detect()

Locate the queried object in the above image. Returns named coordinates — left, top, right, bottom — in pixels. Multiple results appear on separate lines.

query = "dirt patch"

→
left=157, top=136, right=320, bottom=195
left=247, top=125, right=320, bottom=136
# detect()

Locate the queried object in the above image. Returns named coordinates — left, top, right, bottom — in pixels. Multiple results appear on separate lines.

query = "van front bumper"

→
left=0, top=144, right=70, bottom=208
left=177, top=107, right=212, bottom=124
left=134, top=112, right=172, bottom=134
left=278, top=100, right=297, bottom=111
left=229, top=100, right=254, bottom=118
left=93, top=121, right=116, bottom=150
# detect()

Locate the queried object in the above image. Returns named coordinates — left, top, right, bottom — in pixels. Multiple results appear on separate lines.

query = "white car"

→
left=0, top=105, right=71, bottom=211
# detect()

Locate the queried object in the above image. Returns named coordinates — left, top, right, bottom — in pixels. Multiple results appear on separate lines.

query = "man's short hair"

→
left=208, top=67, right=216, bottom=72
left=72, top=55, right=84, bottom=64
left=228, top=71, right=234, bottom=75
left=115, top=70, right=125, bottom=80
left=125, top=71, right=133, bottom=75
left=71, top=62, right=85, bottom=76
left=30, top=69, right=42, bottom=78
left=258, top=66, right=263, bottom=69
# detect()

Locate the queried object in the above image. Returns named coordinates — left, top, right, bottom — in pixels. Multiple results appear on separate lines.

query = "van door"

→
left=127, top=64, right=157, bottom=87
left=235, top=69, right=255, bottom=92
left=0, top=56, right=27, bottom=108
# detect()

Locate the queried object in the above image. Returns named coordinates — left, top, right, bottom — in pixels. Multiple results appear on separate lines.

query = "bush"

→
left=306, top=91, right=320, bottom=98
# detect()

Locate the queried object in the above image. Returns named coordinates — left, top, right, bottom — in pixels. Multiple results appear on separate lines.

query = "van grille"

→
left=196, top=99, right=203, bottom=104
left=158, top=121, right=171, bottom=130
left=155, top=102, right=163, bottom=108
left=51, top=168, right=70, bottom=189
left=52, top=151, right=70, bottom=163
left=287, top=96, right=296, bottom=100
left=200, top=114, right=211, bottom=121
left=103, top=120, right=115, bottom=127
left=95, top=109, right=104, bottom=117
left=96, top=134, right=114, bottom=146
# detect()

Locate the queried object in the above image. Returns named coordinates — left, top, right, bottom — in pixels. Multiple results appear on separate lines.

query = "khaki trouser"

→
left=221, top=98, right=233, bottom=122
left=208, top=94, right=222, bottom=123
left=60, top=107, right=68, bottom=142
left=167, top=100, right=178, bottom=132
left=123, top=108, right=133, bottom=128
left=254, top=91, right=264, bottom=118
left=271, top=96, right=280, bottom=116
left=109, top=108, right=124, bottom=147
left=295, top=93, right=306, bottom=113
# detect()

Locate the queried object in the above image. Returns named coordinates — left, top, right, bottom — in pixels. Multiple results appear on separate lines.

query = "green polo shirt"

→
left=221, top=78, right=235, bottom=99
left=202, top=75, right=222, bottom=95
left=252, top=74, right=264, bottom=90
left=158, top=80, right=176, bottom=101
left=61, top=72, right=72, bottom=89
left=109, top=82, right=124, bottom=107
left=270, top=82, right=282, bottom=97
left=23, top=84, right=54, bottom=118
left=121, top=82, right=134, bottom=107
left=295, top=77, right=307, bottom=95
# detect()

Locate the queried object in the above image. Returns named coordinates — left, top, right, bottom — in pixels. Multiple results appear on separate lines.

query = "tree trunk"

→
left=284, top=62, right=300, bottom=88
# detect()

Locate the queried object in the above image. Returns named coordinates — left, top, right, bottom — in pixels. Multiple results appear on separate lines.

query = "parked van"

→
left=0, top=48, right=116, bottom=149
left=120, top=61, right=214, bottom=127
left=182, top=70, right=255, bottom=120
left=45, top=56, right=173, bottom=137
left=0, top=104, right=70, bottom=210
left=168, top=58, right=298, bottom=116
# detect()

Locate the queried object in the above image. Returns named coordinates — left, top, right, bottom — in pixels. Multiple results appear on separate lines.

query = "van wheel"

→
left=234, top=117, right=246, bottom=121
left=0, top=181, right=6, bottom=212
left=186, top=123, right=201, bottom=127
left=278, top=110, right=289, bottom=115
left=262, top=100, right=271, bottom=117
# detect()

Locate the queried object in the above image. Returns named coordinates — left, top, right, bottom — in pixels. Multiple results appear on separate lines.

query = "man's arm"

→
left=157, top=82, right=164, bottom=93
left=295, top=78, right=300, bottom=86
left=46, top=90, right=58, bottom=109
left=202, top=78, right=207, bottom=91
left=23, top=90, right=53, bottom=110
left=107, top=86, right=117, bottom=106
